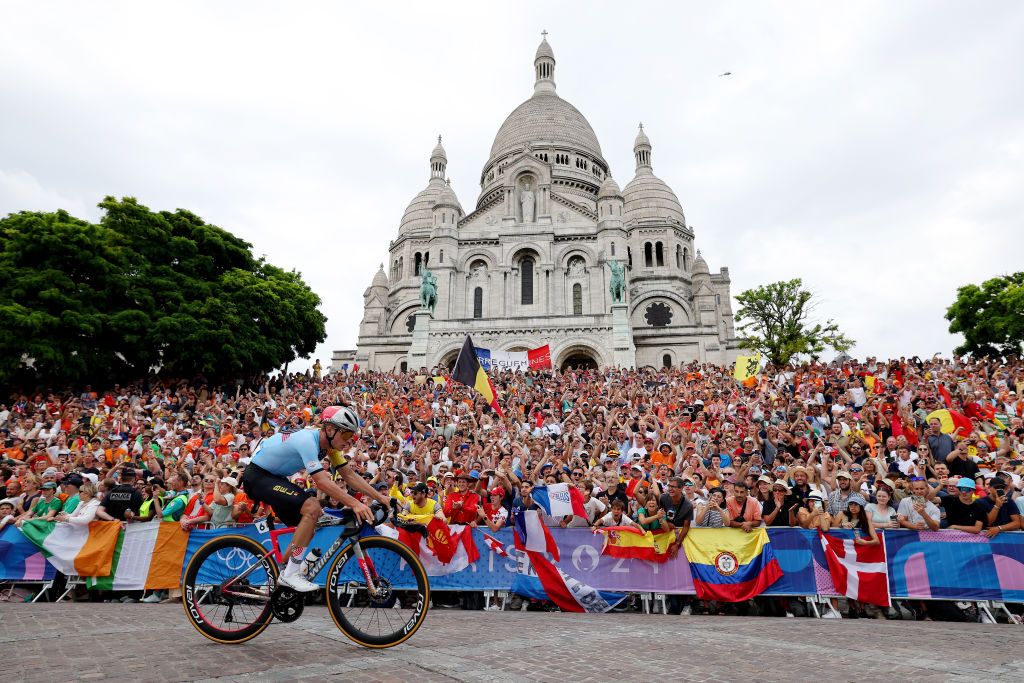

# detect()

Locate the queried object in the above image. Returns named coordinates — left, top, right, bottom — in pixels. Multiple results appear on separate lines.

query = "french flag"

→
left=819, top=530, right=890, bottom=607
left=511, top=547, right=624, bottom=613
left=531, top=483, right=587, bottom=519
left=513, top=509, right=560, bottom=562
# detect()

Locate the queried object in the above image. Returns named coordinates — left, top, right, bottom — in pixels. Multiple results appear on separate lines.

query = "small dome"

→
left=597, top=175, right=622, bottom=200
left=622, top=170, right=685, bottom=225
left=371, top=264, right=389, bottom=288
left=431, top=136, right=447, bottom=163
left=399, top=178, right=446, bottom=234
left=535, top=37, right=555, bottom=62
left=634, top=124, right=651, bottom=150
left=692, top=250, right=710, bottom=276
left=433, top=179, right=463, bottom=212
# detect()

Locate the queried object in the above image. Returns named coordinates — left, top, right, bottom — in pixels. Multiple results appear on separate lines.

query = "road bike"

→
left=181, top=501, right=429, bottom=647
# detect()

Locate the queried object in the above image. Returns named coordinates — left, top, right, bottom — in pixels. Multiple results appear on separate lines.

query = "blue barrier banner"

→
left=884, top=529, right=1024, bottom=601
left=7, top=521, right=1024, bottom=603
left=0, top=526, right=57, bottom=582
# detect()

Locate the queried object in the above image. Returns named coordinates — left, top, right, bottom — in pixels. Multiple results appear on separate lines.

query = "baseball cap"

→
left=835, top=471, right=852, bottom=480
left=846, top=494, right=867, bottom=508
left=957, top=477, right=976, bottom=490
left=411, top=482, right=429, bottom=494
left=220, top=476, right=239, bottom=488
left=81, top=473, right=99, bottom=485
left=490, top=487, right=506, bottom=497
left=41, top=482, right=58, bottom=490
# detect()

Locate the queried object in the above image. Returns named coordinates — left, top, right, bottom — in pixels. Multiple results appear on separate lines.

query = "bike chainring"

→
left=271, top=587, right=305, bottom=623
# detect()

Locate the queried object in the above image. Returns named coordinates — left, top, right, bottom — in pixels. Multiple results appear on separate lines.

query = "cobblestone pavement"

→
left=2, top=604, right=1023, bottom=682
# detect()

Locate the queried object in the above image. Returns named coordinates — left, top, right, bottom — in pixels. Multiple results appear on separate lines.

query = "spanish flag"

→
left=597, top=526, right=673, bottom=563
left=682, top=528, right=782, bottom=602
left=452, top=335, right=503, bottom=416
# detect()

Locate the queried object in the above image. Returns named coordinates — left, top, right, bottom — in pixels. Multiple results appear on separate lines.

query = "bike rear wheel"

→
left=181, top=534, right=278, bottom=644
left=325, top=535, right=429, bottom=648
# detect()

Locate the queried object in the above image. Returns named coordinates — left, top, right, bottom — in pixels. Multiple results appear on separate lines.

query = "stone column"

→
left=408, top=310, right=432, bottom=371
left=611, top=303, right=636, bottom=369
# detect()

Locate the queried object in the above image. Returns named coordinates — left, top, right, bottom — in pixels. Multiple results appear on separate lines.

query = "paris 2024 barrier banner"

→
left=4, top=525, right=1024, bottom=602
left=175, top=526, right=1024, bottom=602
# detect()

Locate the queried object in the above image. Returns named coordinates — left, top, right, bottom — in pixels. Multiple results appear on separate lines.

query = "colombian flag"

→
left=597, top=526, right=673, bottom=563
left=452, top=335, right=503, bottom=416
left=682, top=528, right=782, bottom=602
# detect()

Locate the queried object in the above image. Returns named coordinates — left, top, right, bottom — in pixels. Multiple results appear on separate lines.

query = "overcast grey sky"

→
left=2, top=1, right=1022, bottom=369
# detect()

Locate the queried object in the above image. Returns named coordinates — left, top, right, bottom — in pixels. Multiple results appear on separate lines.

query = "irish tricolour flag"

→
left=20, top=520, right=188, bottom=589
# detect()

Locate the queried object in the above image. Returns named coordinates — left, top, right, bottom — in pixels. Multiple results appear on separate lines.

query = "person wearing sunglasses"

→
left=938, top=477, right=985, bottom=533
left=242, top=405, right=389, bottom=592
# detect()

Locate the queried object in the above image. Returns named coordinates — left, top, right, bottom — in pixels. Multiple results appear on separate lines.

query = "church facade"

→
left=347, top=37, right=740, bottom=372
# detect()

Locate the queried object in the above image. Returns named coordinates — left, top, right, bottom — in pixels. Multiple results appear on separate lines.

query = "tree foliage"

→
left=734, top=278, right=854, bottom=366
left=945, top=272, right=1024, bottom=358
left=0, top=197, right=327, bottom=384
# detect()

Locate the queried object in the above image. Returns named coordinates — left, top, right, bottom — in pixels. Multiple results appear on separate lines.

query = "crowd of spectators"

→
left=2, top=355, right=1023, bottom=617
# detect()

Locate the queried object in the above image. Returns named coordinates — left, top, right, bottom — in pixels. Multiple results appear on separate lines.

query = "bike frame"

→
left=221, top=521, right=382, bottom=600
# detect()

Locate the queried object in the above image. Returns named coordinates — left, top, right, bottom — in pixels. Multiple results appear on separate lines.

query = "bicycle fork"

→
left=353, top=541, right=382, bottom=597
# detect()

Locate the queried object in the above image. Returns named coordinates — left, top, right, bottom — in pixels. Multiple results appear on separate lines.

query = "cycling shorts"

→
left=242, top=463, right=313, bottom=527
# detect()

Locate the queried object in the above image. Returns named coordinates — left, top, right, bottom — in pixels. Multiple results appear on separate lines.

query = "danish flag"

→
left=819, top=530, right=890, bottom=607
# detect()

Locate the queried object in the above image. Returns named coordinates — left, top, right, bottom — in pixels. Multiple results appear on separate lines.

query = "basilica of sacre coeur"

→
left=342, top=36, right=740, bottom=372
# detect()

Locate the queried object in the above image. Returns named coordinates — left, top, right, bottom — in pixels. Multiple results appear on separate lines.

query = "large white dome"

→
left=488, top=92, right=603, bottom=163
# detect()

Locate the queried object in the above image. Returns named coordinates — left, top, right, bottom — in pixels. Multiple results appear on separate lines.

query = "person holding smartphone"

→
left=797, top=491, right=831, bottom=531
left=694, top=487, right=731, bottom=528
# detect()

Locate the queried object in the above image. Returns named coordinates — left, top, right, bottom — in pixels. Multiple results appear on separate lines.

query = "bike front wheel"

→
left=181, top=534, right=278, bottom=644
left=324, top=535, right=429, bottom=648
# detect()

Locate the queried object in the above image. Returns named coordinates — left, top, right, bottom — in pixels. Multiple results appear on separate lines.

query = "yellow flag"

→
left=733, top=353, right=761, bottom=382
left=864, top=376, right=876, bottom=393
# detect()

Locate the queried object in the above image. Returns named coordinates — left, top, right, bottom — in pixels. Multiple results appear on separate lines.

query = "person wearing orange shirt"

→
left=726, top=480, right=763, bottom=532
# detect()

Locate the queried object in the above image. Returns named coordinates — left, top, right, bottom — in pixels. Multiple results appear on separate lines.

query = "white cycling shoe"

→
left=278, top=572, right=319, bottom=593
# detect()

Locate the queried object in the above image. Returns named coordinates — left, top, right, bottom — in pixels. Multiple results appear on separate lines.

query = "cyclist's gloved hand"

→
left=351, top=500, right=375, bottom=526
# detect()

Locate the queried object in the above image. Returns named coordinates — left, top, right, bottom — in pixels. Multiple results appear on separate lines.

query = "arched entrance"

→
left=438, top=349, right=461, bottom=370
left=560, top=353, right=598, bottom=371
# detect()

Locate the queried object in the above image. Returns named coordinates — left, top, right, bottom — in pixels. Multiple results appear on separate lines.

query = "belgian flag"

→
left=452, top=335, right=503, bottom=417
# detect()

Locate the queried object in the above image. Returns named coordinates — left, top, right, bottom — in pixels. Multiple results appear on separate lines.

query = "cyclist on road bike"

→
left=242, top=405, right=390, bottom=592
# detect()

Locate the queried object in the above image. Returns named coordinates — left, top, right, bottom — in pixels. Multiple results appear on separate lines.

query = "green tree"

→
left=945, top=272, right=1024, bottom=358
left=734, top=278, right=854, bottom=366
left=0, top=197, right=327, bottom=384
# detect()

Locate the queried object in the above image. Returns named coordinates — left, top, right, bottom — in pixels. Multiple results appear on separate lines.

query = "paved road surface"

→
left=2, top=604, right=1021, bottom=682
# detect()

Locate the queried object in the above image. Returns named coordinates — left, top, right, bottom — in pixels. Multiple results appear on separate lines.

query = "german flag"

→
left=452, top=335, right=503, bottom=416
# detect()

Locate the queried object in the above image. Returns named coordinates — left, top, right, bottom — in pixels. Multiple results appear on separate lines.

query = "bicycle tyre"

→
left=181, top=534, right=278, bottom=644
left=324, top=535, right=429, bottom=648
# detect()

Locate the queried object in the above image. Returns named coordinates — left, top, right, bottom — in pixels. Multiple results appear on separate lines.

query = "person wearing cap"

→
left=480, top=486, right=509, bottom=532
left=206, top=476, right=238, bottom=528
left=402, top=482, right=443, bottom=524
left=443, top=471, right=481, bottom=525
left=96, top=464, right=144, bottom=522
left=797, top=491, right=831, bottom=531
left=938, top=477, right=985, bottom=533
left=762, top=479, right=797, bottom=527
left=16, top=481, right=62, bottom=527
left=977, top=476, right=1021, bottom=538
left=59, top=475, right=84, bottom=516
left=826, top=470, right=853, bottom=516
